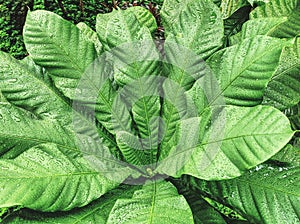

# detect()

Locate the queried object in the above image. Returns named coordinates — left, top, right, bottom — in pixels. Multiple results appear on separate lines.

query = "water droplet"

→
left=12, top=115, right=21, bottom=122
left=7, top=78, right=17, bottom=83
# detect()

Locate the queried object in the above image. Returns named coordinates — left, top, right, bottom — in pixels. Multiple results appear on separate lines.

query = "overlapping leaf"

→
left=96, top=8, right=162, bottom=165
left=106, top=181, right=194, bottom=224
left=0, top=143, right=117, bottom=212
left=263, top=37, right=300, bottom=110
left=190, top=164, right=300, bottom=223
left=207, top=35, right=286, bottom=106
left=23, top=10, right=97, bottom=99
left=157, top=105, right=294, bottom=180
left=161, top=0, right=224, bottom=59
left=220, top=0, right=249, bottom=19
left=3, top=185, right=141, bottom=223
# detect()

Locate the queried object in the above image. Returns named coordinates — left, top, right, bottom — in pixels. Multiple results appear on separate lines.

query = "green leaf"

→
left=207, top=35, right=285, bottom=106
left=0, top=51, right=117, bottom=159
left=190, top=163, right=300, bottom=223
left=23, top=10, right=135, bottom=136
left=23, top=10, right=97, bottom=99
left=96, top=8, right=156, bottom=50
left=157, top=105, right=294, bottom=180
left=0, top=143, right=117, bottom=212
left=271, top=144, right=300, bottom=167
left=229, top=17, right=288, bottom=44
left=76, top=22, right=103, bottom=55
left=241, top=0, right=300, bottom=39
left=161, top=0, right=224, bottom=59
left=262, top=37, right=300, bottom=110
left=220, top=0, right=249, bottom=19
left=126, top=6, right=157, bottom=34
left=96, top=8, right=162, bottom=163
left=224, top=6, right=251, bottom=45
left=0, top=52, right=71, bottom=126
left=268, top=4, right=300, bottom=38
left=3, top=185, right=141, bottom=223
left=285, top=102, right=300, bottom=130
left=106, top=181, right=194, bottom=224
left=116, top=131, right=150, bottom=166
left=250, top=0, right=298, bottom=18
left=183, top=192, right=227, bottom=224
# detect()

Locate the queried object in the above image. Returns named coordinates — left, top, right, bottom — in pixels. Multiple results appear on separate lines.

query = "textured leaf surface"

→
left=0, top=51, right=117, bottom=159
left=286, top=103, right=300, bottom=130
left=107, top=181, right=194, bottom=224
left=230, top=17, right=288, bottom=44
left=244, top=0, right=300, bottom=39
left=126, top=6, right=157, bottom=34
left=116, top=131, right=150, bottom=166
left=97, top=8, right=161, bottom=164
left=23, top=10, right=97, bottom=99
left=0, top=52, right=71, bottom=126
left=161, top=0, right=224, bottom=59
left=268, top=4, right=300, bottom=38
left=250, top=0, right=298, bottom=18
left=76, top=22, right=103, bottom=55
left=263, top=38, right=300, bottom=110
left=157, top=105, right=294, bottom=180
left=96, top=8, right=156, bottom=50
left=0, top=143, right=117, bottom=212
left=3, top=185, right=140, bottom=223
left=191, top=164, right=300, bottom=223
left=207, top=36, right=285, bottom=106
left=271, top=144, right=300, bottom=167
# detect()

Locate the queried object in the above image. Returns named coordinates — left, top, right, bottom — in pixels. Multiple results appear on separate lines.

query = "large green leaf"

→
left=0, top=143, right=117, bottom=212
left=0, top=52, right=71, bottom=126
left=263, top=37, right=300, bottom=110
left=0, top=52, right=118, bottom=159
left=24, top=10, right=134, bottom=137
left=23, top=10, right=97, bottom=99
left=161, top=0, right=224, bottom=59
left=220, top=0, right=249, bottom=19
left=106, top=181, right=194, bottom=224
left=207, top=35, right=285, bottom=106
left=3, top=185, right=141, bottom=223
left=190, top=163, right=300, bottom=223
left=229, top=17, right=288, bottom=44
left=157, top=105, right=294, bottom=180
left=250, top=0, right=298, bottom=18
left=0, top=51, right=135, bottom=212
left=240, top=0, right=300, bottom=39
left=268, top=4, right=300, bottom=38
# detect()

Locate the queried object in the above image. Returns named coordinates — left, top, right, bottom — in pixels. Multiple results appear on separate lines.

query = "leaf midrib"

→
left=200, top=39, right=283, bottom=116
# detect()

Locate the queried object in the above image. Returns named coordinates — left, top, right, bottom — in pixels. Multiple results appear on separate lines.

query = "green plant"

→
left=0, top=0, right=299, bottom=223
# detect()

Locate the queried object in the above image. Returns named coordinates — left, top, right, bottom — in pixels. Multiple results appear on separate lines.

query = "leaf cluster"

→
left=0, top=0, right=299, bottom=223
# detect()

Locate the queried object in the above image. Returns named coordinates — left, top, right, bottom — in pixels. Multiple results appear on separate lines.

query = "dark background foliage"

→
left=0, top=0, right=163, bottom=59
